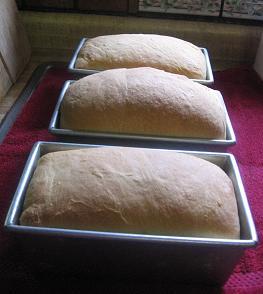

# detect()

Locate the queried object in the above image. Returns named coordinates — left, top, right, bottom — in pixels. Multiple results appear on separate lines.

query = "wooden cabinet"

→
left=0, top=0, right=31, bottom=98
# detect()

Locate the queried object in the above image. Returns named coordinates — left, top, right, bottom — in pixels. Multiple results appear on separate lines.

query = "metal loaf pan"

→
left=49, top=81, right=236, bottom=149
left=5, top=141, right=257, bottom=285
left=68, top=37, right=214, bottom=85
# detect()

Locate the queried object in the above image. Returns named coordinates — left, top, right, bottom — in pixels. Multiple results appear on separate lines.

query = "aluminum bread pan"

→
left=48, top=80, right=236, bottom=147
left=5, top=141, right=257, bottom=245
left=4, top=141, right=257, bottom=284
left=68, top=37, right=214, bottom=85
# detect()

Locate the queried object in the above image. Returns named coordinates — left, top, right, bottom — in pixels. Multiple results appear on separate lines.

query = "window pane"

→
left=139, top=0, right=221, bottom=16
left=223, top=0, right=263, bottom=20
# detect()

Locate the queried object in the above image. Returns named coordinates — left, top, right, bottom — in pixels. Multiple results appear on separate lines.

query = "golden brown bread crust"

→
left=60, top=67, right=226, bottom=139
left=75, top=34, right=206, bottom=79
left=20, top=147, right=240, bottom=239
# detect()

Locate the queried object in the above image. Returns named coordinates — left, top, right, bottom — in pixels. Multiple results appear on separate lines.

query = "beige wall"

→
left=21, top=12, right=262, bottom=70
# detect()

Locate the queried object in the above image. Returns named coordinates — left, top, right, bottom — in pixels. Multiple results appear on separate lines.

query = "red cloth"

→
left=212, top=69, right=263, bottom=294
left=0, top=67, right=262, bottom=293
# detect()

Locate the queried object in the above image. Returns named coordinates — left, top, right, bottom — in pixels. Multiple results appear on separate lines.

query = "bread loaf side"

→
left=60, top=67, right=226, bottom=139
left=20, top=147, right=240, bottom=239
left=75, top=34, right=206, bottom=79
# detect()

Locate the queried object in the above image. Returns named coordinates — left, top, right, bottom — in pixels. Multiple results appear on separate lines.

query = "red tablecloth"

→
left=0, top=67, right=262, bottom=293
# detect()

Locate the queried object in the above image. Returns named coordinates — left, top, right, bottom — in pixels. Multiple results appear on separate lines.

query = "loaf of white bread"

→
left=20, top=147, right=240, bottom=239
left=60, top=67, right=226, bottom=139
left=75, top=34, right=207, bottom=79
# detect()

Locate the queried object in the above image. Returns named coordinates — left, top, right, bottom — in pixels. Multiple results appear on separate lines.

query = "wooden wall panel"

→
left=78, top=0, right=128, bottom=12
left=16, top=0, right=138, bottom=13
left=15, top=0, right=22, bottom=9
left=0, top=0, right=31, bottom=82
left=128, top=0, right=138, bottom=13
left=25, top=0, right=74, bottom=9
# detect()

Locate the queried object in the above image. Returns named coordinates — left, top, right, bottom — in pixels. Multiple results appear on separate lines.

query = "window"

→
left=139, top=0, right=263, bottom=20
left=16, top=0, right=263, bottom=22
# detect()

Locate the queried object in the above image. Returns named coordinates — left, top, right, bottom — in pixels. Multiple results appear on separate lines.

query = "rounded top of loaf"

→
left=75, top=34, right=207, bottom=79
left=61, top=67, right=226, bottom=139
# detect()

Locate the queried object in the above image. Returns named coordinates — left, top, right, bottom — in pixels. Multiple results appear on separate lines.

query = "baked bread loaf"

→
left=75, top=34, right=206, bottom=79
left=20, top=147, right=240, bottom=239
left=60, top=67, right=226, bottom=139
